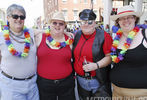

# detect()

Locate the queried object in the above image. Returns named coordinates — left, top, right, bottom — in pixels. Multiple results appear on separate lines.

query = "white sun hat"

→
left=110, top=5, right=142, bottom=21
left=50, top=11, right=65, bottom=22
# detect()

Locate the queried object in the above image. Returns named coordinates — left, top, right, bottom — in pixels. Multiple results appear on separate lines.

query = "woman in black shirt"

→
left=110, top=5, right=147, bottom=99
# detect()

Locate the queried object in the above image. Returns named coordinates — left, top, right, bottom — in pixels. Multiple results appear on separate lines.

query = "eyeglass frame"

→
left=51, top=21, right=65, bottom=26
left=11, top=14, right=26, bottom=20
left=80, top=20, right=95, bottom=25
left=118, top=15, right=135, bottom=22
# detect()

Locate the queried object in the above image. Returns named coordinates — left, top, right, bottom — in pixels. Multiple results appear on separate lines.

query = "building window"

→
left=55, top=0, right=58, bottom=5
left=143, top=0, right=147, bottom=11
left=84, top=0, right=87, bottom=4
left=113, top=1, right=123, bottom=7
left=62, top=10, right=68, bottom=20
left=62, top=0, right=67, bottom=3
left=73, top=10, right=78, bottom=20
left=92, top=0, right=96, bottom=4
left=74, top=0, right=78, bottom=4
left=73, top=10, right=78, bottom=16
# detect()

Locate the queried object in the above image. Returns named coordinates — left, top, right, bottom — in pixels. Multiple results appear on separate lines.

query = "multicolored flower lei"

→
left=111, top=26, right=140, bottom=63
left=45, top=28, right=74, bottom=48
left=3, top=25, right=31, bottom=58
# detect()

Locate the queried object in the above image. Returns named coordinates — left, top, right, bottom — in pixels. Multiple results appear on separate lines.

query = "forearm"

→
left=97, top=54, right=112, bottom=68
left=34, top=29, right=44, bottom=48
left=33, top=29, right=45, bottom=37
left=83, top=54, right=112, bottom=72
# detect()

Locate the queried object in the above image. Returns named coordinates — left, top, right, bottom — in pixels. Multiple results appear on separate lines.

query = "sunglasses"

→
left=80, top=20, right=94, bottom=25
left=11, top=14, right=26, bottom=20
left=52, top=22, right=64, bottom=26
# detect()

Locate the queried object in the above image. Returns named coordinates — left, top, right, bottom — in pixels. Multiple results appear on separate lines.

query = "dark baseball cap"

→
left=79, top=9, right=96, bottom=20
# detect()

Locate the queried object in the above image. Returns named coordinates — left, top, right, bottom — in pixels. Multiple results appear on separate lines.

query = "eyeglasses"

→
left=119, top=16, right=135, bottom=21
left=11, top=14, right=26, bottom=20
left=80, top=20, right=94, bottom=25
left=52, top=22, right=64, bottom=26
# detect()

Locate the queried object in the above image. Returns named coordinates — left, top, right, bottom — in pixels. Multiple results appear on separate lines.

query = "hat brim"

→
left=49, top=18, right=67, bottom=24
left=110, top=12, right=142, bottom=21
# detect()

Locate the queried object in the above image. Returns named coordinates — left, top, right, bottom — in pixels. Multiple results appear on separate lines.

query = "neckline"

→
left=45, top=28, right=73, bottom=48
left=111, top=26, right=140, bottom=63
left=82, top=31, right=95, bottom=40
left=3, top=25, right=31, bottom=58
left=9, top=30, right=24, bottom=37
left=117, top=42, right=145, bottom=51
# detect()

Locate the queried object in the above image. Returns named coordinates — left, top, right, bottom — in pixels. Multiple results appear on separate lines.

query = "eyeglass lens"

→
left=52, top=22, right=64, bottom=26
left=11, top=14, right=26, bottom=20
left=119, top=16, right=134, bottom=21
left=81, top=20, right=93, bottom=25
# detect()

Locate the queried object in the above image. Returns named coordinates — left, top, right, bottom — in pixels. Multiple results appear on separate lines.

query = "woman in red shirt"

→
left=35, top=12, right=75, bottom=100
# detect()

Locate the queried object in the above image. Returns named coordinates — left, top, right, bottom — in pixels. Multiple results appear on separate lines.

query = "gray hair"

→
left=7, top=4, right=26, bottom=17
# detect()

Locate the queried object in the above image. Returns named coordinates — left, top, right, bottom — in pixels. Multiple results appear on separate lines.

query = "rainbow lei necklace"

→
left=3, top=25, right=31, bottom=58
left=45, top=28, right=74, bottom=48
left=111, top=26, right=139, bottom=63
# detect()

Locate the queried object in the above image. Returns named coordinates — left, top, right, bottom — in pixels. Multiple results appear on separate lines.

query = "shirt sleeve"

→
left=103, top=32, right=113, bottom=54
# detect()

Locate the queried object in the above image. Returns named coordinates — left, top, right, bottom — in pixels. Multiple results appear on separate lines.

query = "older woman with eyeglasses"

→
left=72, top=9, right=112, bottom=99
left=35, top=12, right=75, bottom=100
left=0, top=4, right=39, bottom=100
left=110, top=5, right=147, bottom=99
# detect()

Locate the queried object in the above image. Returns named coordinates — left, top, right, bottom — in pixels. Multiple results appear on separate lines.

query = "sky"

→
left=0, top=0, right=44, bottom=27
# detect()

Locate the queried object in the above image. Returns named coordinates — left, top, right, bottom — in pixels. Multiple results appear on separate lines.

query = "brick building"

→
left=43, top=0, right=146, bottom=26
left=43, top=0, right=103, bottom=24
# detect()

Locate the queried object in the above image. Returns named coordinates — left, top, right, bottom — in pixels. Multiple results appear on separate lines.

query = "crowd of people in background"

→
left=0, top=3, right=147, bottom=100
left=65, top=19, right=146, bottom=40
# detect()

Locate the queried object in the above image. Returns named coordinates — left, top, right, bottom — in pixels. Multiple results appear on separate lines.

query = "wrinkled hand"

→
left=83, top=62, right=98, bottom=72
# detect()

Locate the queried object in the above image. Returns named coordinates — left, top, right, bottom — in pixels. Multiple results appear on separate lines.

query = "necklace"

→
left=3, top=25, right=31, bottom=58
left=45, top=28, right=74, bottom=48
left=10, top=30, right=24, bottom=38
left=111, top=26, right=139, bottom=63
left=9, top=33, right=26, bottom=43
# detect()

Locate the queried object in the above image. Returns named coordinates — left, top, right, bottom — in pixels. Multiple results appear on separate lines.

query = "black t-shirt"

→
left=110, top=39, right=147, bottom=88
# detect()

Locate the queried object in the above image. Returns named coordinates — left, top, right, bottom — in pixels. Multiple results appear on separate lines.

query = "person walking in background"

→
left=0, top=4, right=39, bottom=100
left=111, top=23, right=119, bottom=40
left=140, top=20, right=147, bottom=29
left=36, top=11, right=75, bottom=100
left=104, top=24, right=110, bottom=34
left=72, top=9, right=112, bottom=100
left=110, top=5, right=147, bottom=99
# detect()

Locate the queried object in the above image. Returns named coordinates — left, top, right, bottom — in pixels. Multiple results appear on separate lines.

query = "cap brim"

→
left=49, top=19, right=66, bottom=24
left=110, top=12, right=142, bottom=21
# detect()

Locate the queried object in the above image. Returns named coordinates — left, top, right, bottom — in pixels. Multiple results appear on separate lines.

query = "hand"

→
left=83, top=62, right=98, bottom=72
left=34, top=29, right=45, bottom=37
left=64, top=32, right=74, bottom=39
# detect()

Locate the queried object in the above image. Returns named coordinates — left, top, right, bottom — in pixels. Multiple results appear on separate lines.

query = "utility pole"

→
left=91, top=0, right=93, bottom=10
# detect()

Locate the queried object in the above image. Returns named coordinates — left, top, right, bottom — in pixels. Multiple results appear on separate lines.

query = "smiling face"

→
left=118, top=15, right=136, bottom=32
left=80, top=20, right=96, bottom=35
left=50, top=20, right=66, bottom=35
left=7, top=9, right=25, bottom=33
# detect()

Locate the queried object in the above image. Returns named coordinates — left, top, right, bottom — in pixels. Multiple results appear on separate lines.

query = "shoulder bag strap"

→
left=142, top=28, right=147, bottom=42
